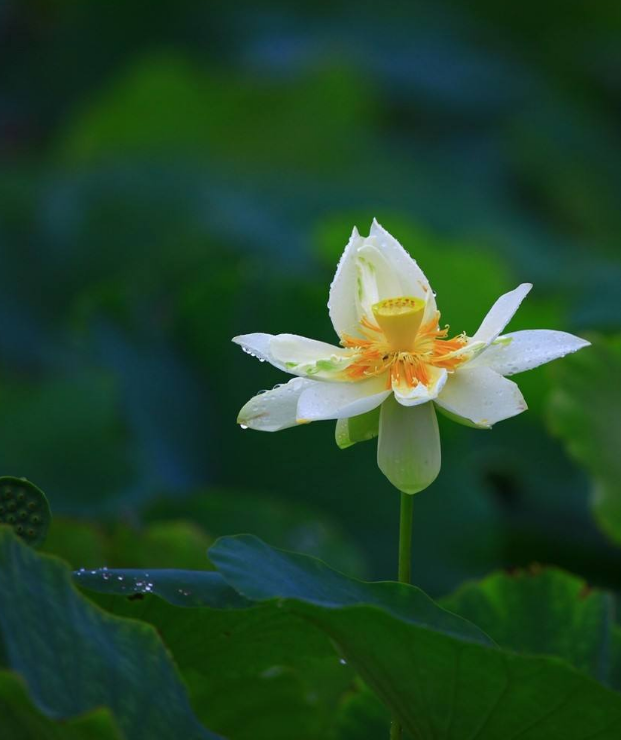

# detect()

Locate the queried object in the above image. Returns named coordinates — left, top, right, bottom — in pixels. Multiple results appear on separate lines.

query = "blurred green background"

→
left=2, top=0, right=621, bottom=596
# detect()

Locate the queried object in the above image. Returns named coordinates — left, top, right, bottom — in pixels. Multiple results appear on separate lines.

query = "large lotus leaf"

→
left=0, top=527, right=220, bottom=740
left=441, top=568, right=614, bottom=684
left=76, top=586, right=354, bottom=740
left=334, top=683, right=390, bottom=740
left=547, top=335, right=621, bottom=545
left=0, top=670, right=122, bottom=740
left=79, top=535, right=621, bottom=738
left=75, top=536, right=491, bottom=740
left=210, top=535, right=621, bottom=739
left=76, top=567, right=248, bottom=609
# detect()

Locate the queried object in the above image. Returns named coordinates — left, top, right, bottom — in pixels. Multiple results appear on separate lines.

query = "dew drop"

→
left=240, top=424, right=248, bottom=430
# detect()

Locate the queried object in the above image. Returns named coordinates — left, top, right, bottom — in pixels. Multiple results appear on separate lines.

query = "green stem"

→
left=398, top=492, right=414, bottom=584
left=390, top=492, right=414, bottom=740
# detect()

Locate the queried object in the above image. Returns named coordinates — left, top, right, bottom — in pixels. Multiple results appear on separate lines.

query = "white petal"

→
left=297, top=377, right=391, bottom=422
left=269, top=334, right=353, bottom=379
left=369, top=220, right=435, bottom=310
left=232, top=333, right=276, bottom=365
left=328, top=222, right=435, bottom=339
left=470, top=283, right=532, bottom=347
left=392, top=366, right=448, bottom=407
left=233, top=332, right=353, bottom=380
left=434, top=366, right=527, bottom=428
left=328, top=226, right=366, bottom=340
left=377, top=397, right=441, bottom=495
left=468, top=330, right=591, bottom=376
left=355, top=242, right=402, bottom=321
left=237, top=378, right=314, bottom=432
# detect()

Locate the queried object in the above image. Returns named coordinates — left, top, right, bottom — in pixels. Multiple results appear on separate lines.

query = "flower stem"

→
left=390, top=492, right=414, bottom=739
left=398, top=492, right=414, bottom=584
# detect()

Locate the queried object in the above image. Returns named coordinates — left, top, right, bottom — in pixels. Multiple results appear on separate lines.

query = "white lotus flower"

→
left=234, top=221, right=590, bottom=495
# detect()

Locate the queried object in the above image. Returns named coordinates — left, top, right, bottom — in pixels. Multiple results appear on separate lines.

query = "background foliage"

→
left=1, top=1, right=621, bottom=737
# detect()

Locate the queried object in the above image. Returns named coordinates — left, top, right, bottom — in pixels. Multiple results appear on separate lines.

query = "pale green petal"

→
left=468, top=330, right=591, bottom=376
left=434, top=366, right=527, bottom=428
left=237, top=378, right=313, bottom=432
left=297, top=376, right=391, bottom=422
left=335, top=407, right=380, bottom=449
left=269, top=334, right=353, bottom=379
left=392, top=366, right=448, bottom=407
left=377, top=397, right=441, bottom=495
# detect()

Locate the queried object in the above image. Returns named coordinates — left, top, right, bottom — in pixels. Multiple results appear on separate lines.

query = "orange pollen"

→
left=341, top=314, right=468, bottom=389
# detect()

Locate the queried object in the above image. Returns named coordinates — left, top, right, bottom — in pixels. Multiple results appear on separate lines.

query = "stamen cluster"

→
left=341, top=314, right=467, bottom=389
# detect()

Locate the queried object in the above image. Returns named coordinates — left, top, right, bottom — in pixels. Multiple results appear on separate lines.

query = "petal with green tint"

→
left=269, top=333, right=353, bottom=379
left=468, top=329, right=590, bottom=376
left=297, top=377, right=390, bottom=422
left=435, top=366, right=527, bottom=428
left=237, top=377, right=314, bottom=431
left=335, top=407, right=381, bottom=449
left=377, top=396, right=441, bottom=494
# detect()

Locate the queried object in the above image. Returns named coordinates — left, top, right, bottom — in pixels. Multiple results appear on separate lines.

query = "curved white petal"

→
left=233, top=333, right=276, bottom=365
left=233, top=333, right=353, bottom=380
left=434, top=366, right=527, bottom=428
left=392, top=366, right=448, bottom=407
left=470, top=283, right=532, bottom=347
left=328, top=221, right=435, bottom=339
left=269, top=334, right=353, bottom=379
left=237, top=378, right=314, bottom=432
left=469, top=330, right=591, bottom=376
left=369, top=220, right=435, bottom=309
left=297, top=376, right=391, bottom=422
left=328, top=226, right=366, bottom=340
left=377, top=397, right=441, bottom=495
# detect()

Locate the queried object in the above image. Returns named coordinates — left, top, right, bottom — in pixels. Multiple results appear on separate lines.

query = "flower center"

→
left=340, top=296, right=468, bottom=388
left=371, top=297, right=425, bottom=351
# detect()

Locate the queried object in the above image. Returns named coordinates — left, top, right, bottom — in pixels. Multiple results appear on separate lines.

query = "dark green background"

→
left=2, top=0, right=621, bottom=595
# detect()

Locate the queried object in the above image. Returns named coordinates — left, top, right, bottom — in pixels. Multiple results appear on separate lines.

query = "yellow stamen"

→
left=340, top=297, right=468, bottom=389
left=371, top=296, right=425, bottom=351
